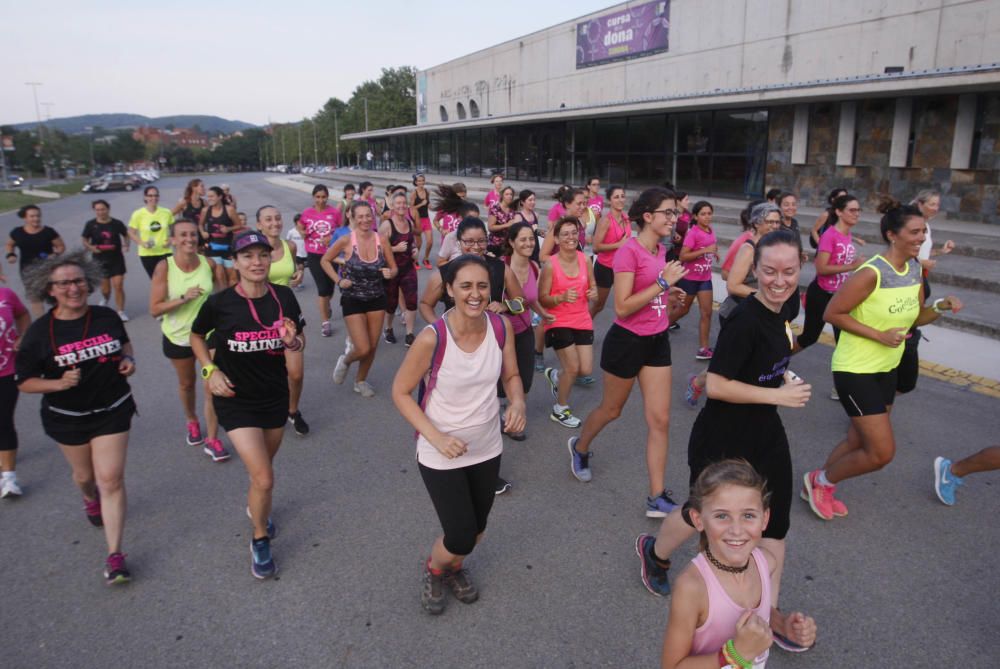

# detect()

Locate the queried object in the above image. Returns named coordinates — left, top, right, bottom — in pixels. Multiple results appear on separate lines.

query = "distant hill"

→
left=7, top=114, right=256, bottom=135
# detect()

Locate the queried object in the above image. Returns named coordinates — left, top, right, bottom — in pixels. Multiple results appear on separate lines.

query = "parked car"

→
left=83, top=172, right=143, bottom=192
left=5, top=175, right=24, bottom=188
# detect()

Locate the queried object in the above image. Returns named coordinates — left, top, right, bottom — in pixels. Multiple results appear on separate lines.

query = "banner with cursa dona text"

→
left=575, top=0, right=670, bottom=69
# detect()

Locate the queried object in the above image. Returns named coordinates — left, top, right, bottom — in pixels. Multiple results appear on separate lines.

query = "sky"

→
left=3, top=0, right=615, bottom=127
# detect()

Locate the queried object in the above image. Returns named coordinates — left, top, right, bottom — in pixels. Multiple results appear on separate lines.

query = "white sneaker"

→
left=118, top=310, right=129, bottom=322
left=333, top=354, right=349, bottom=384
left=1, top=476, right=23, bottom=498
left=353, top=380, right=375, bottom=398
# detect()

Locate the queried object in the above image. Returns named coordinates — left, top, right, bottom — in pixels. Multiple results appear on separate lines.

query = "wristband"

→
left=284, top=335, right=303, bottom=352
left=656, top=276, right=670, bottom=292
left=931, top=298, right=946, bottom=314
left=724, top=639, right=753, bottom=669
left=122, top=354, right=135, bottom=365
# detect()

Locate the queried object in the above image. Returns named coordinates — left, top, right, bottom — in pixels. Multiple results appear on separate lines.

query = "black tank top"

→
left=414, top=188, right=430, bottom=219
left=205, top=205, right=234, bottom=255
left=182, top=198, right=204, bottom=224
left=388, top=217, right=415, bottom=268
left=440, top=255, right=505, bottom=310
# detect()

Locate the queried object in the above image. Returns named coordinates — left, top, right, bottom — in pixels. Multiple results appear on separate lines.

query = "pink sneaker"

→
left=802, top=470, right=835, bottom=520
left=185, top=420, right=204, bottom=446
left=695, top=347, right=714, bottom=361
left=203, top=438, right=231, bottom=463
left=800, top=481, right=848, bottom=517
left=84, top=492, right=103, bottom=527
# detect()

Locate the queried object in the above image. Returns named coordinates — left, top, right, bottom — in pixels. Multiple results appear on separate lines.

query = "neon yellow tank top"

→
left=268, top=240, right=296, bottom=286
left=831, top=255, right=922, bottom=374
left=162, top=255, right=213, bottom=346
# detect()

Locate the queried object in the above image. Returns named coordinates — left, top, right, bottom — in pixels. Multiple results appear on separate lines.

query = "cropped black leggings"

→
left=797, top=279, right=840, bottom=350
left=0, top=376, right=19, bottom=451
left=419, top=455, right=501, bottom=556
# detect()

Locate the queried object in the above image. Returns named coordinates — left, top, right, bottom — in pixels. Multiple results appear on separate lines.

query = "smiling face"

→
left=754, top=242, right=800, bottom=312
left=555, top=219, right=580, bottom=251
left=754, top=211, right=782, bottom=236
left=919, top=195, right=940, bottom=221
left=780, top=194, right=797, bottom=220
left=233, top=245, right=272, bottom=282
left=206, top=190, right=220, bottom=206
left=313, top=190, right=329, bottom=210
left=415, top=175, right=425, bottom=188
left=694, top=204, right=713, bottom=229
left=569, top=193, right=587, bottom=218
left=354, top=204, right=374, bottom=231
left=889, top=215, right=927, bottom=259
left=609, top=188, right=626, bottom=212
left=256, top=207, right=283, bottom=239
left=458, top=227, right=488, bottom=257
left=48, top=264, right=90, bottom=309
left=836, top=199, right=861, bottom=228
left=643, top=197, right=676, bottom=238
left=171, top=220, right=201, bottom=253
left=512, top=226, right=536, bottom=258
left=522, top=194, right=536, bottom=211
left=392, top=193, right=409, bottom=217
left=690, top=484, right=769, bottom=568
left=446, top=263, right=491, bottom=318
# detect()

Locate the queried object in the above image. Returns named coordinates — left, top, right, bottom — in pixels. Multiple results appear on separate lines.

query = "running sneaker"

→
left=104, top=552, right=131, bottom=586
left=635, top=533, right=671, bottom=596
left=933, top=456, right=964, bottom=506
left=421, top=564, right=446, bottom=615
left=575, top=375, right=595, bottom=387
left=802, top=470, right=835, bottom=520
left=333, top=354, right=349, bottom=384
left=383, top=328, right=397, bottom=344
left=354, top=380, right=376, bottom=398
left=445, top=567, right=479, bottom=603
left=495, top=477, right=512, bottom=495
left=550, top=407, right=581, bottom=429
left=185, top=420, right=204, bottom=446
left=645, top=490, right=679, bottom=518
left=250, top=537, right=277, bottom=579
left=798, top=484, right=848, bottom=517
left=684, top=373, right=703, bottom=408
left=321, top=320, right=333, bottom=337
left=1, top=475, right=23, bottom=498
left=544, top=367, right=560, bottom=399
left=668, top=322, right=680, bottom=331
left=203, top=438, right=231, bottom=463
left=404, top=332, right=415, bottom=348
left=84, top=493, right=103, bottom=527
left=246, top=506, right=277, bottom=540
left=533, top=352, right=544, bottom=372
left=422, top=260, right=433, bottom=270
left=567, top=437, right=592, bottom=482
left=288, top=411, right=310, bottom=436
left=117, top=311, right=129, bottom=323
left=695, top=347, right=714, bottom=361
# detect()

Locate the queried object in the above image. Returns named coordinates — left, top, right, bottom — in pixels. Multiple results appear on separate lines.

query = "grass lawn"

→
left=0, top=179, right=88, bottom=213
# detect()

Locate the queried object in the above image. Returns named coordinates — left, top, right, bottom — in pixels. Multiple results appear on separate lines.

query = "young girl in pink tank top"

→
left=660, top=460, right=816, bottom=669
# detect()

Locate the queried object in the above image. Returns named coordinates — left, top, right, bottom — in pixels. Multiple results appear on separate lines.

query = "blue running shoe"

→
left=575, top=375, right=595, bottom=387
left=635, top=534, right=671, bottom=596
left=684, top=373, right=703, bottom=408
left=567, top=437, right=592, bottom=482
left=247, top=506, right=276, bottom=540
left=533, top=353, right=545, bottom=372
left=251, top=537, right=277, bottom=579
left=645, top=490, right=679, bottom=518
left=544, top=367, right=559, bottom=399
left=934, top=456, right=963, bottom=506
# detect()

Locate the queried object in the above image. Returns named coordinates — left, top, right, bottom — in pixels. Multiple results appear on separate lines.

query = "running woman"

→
left=15, top=252, right=137, bottom=584
left=539, top=187, right=588, bottom=263
left=660, top=460, right=816, bottom=669
left=150, top=219, right=229, bottom=461
left=589, top=185, right=630, bottom=317
left=539, top=217, right=597, bottom=429
left=284, top=214, right=309, bottom=291
left=547, top=185, right=570, bottom=227
left=636, top=231, right=814, bottom=656
left=720, top=200, right=762, bottom=282
left=809, top=187, right=848, bottom=249
left=298, top=184, right=343, bottom=338
left=0, top=285, right=30, bottom=498
left=6, top=204, right=65, bottom=316
left=190, top=231, right=305, bottom=579
left=585, top=176, right=603, bottom=220
left=486, top=186, right=518, bottom=256
left=392, top=254, right=526, bottom=615
left=127, top=185, right=174, bottom=279
left=568, top=189, right=687, bottom=517
left=81, top=199, right=130, bottom=321
left=437, top=202, right=480, bottom=266
left=171, top=178, right=206, bottom=228
left=666, top=192, right=691, bottom=263
left=432, top=182, right=468, bottom=247
left=484, top=173, right=504, bottom=210
left=339, top=183, right=356, bottom=224
left=777, top=192, right=800, bottom=237
left=358, top=181, right=381, bottom=222
left=670, top=200, right=718, bottom=360
left=411, top=174, right=434, bottom=269
left=323, top=201, right=398, bottom=398
left=509, top=189, right=541, bottom=262
left=199, top=186, right=242, bottom=287
left=802, top=199, right=963, bottom=521
left=380, top=192, right=419, bottom=346
left=257, top=206, right=309, bottom=435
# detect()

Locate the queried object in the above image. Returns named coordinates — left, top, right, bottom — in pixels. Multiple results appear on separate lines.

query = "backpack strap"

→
left=486, top=311, right=507, bottom=349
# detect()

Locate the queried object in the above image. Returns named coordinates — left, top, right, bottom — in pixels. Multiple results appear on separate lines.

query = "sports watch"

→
left=201, top=364, right=218, bottom=380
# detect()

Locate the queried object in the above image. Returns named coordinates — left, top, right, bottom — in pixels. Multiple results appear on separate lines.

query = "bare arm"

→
left=725, top=244, right=755, bottom=298
left=320, top=236, right=351, bottom=283
left=50, top=235, right=65, bottom=256
left=706, top=371, right=811, bottom=409
left=419, top=270, right=444, bottom=324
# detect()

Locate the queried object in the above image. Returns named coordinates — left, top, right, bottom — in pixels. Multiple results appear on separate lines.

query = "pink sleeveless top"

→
left=690, top=548, right=771, bottom=667
left=545, top=251, right=593, bottom=332
left=595, top=212, right=630, bottom=268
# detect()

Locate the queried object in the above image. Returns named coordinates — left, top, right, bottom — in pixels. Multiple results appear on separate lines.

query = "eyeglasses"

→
left=460, top=238, right=487, bottom=247
left=763, top=217, right=782, bottom=224
left=652, top=208, right=680, bottom=218
left=51, top=278, right=88, bottom=289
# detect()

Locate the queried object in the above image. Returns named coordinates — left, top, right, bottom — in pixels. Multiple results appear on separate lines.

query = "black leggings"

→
left=0, top=376, right=18, bottom=451
left=498, top=327, right=535, bottom=399
left=419, top=455, right=502, bottom=556
left=797, top=279, right=840, bottom=350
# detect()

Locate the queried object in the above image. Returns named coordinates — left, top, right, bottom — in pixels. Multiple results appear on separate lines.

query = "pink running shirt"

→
left=300, top=206, right=342, bottom=255
left=613, top=238, right=670, bottom=336
left=815, top=226, right=856, bottom=293
left=0, top=287, right=28, bottom=377
left=682, top=225, right=717, bottom=282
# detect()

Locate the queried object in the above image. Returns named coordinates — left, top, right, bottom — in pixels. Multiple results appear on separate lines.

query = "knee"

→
left=869, top=445, right=895, bottom=470
left=178, top=377, right=196, bottom=393
left=249, top=469, right=274, bottom=492
left=443, top=530, right=477, bottom=557
left=601, top=402, right=624, bottom=421
left=562, top=357, right=579, bottom=376
left=647, top=409, right=670, bottom=433
left=96, top=473, right=124, bottom=495
left=353, top=341, right=372, bottom=359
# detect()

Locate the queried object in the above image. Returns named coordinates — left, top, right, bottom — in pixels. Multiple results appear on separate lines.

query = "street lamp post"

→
left=25, top=82, right=45, bottom=178
left=364, top=98, right=369, bottom=132
left=334, top=109, right=341, bottom=168
left=297, top=122, right=303, bottom=168
left=311, top=119, right=319, bottom=166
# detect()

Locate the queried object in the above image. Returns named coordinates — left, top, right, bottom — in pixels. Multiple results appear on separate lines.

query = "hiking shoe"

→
left=354, top=380, right=375, bottom=398
left=445, top=568, right=479, bottom=604
left=321, top=320, right=333, bottom=337
left=803, top=470, right=835, bottom=520
left=185, top=420, right=204, bottom=446
left=404, top=332, right=415, bottom=348
left=533, top=352, right=544, bottom=372
left=117, top=310, right=129, bottom=323
left=333, top=354, right=349, bottom=384
left=544, top=367, right=559, bottom=399
left=104, top=552, right=131, bottom=585
left=246, top=506, right=277, bottom=540
left=203, top=438, right=231, bottom=463
left=550, top=407, right=581, bottom=429
left=250, top=537, right=277, bottom=579
left=645, top=490, right=679, bottom=518
left=695, top=347, right=714, bottom=360
left=383, top=328, right=397, bottom=344
left=567, top=437, right=592, bottom=482
left=84, top=493, right=103, bottom=527
left=495, top=477, right=512, bottom=495
left=288, top=411, right=310, bottom=436
left=934, top=456, right=964, bottom=506
left=1, top=475, right=23, bottom=498
left=635, top=533, right=671, bottom=596
left=421, top=564, right=446, bottom=615
left=575, top=375, right=595, bottom=387
left=685, top=373, right=703, bottom=408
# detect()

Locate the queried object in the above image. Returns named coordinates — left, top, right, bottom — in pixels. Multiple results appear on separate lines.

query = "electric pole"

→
left=311, top=119, right=319, bottom=166
left=297, top=122, right=303, bottom=168
left=25, top=82, right=45, bottom=178
left=334, top=110, right=341, bottom=168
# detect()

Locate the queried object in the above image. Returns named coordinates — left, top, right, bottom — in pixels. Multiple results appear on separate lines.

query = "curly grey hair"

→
left=749, top=202, right=781, bottom=228
left=20, top=249, right=104, bottom=306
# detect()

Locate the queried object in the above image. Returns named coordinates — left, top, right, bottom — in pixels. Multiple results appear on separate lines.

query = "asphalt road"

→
left=2, top=173, right=998, bottom=668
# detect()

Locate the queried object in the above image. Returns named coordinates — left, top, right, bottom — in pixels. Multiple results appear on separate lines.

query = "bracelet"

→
left=122, top=354, right=136, bottom=365
left=284, top=335, right=303, bottom=352
left=724, top=639, right=753, bottom=669
left=932, top=298, right=946, bottom=314
left=656, top=276, right=670, bottom=292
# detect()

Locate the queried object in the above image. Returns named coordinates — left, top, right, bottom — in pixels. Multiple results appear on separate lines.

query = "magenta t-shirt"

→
left=485, top=190, right=500, bottom=210
left=300, top=206, right=342, bottom=255
left=682, top=225, right=716, bottom=281
left=0, top=287, right=28, bottom=377
left=547, top=202, right=566, bottom=223
left=587, top=196, right=604, bottom=219
left=613, top=238, right=670, bottom=336
left=816, top=226, right=856, bottom=293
